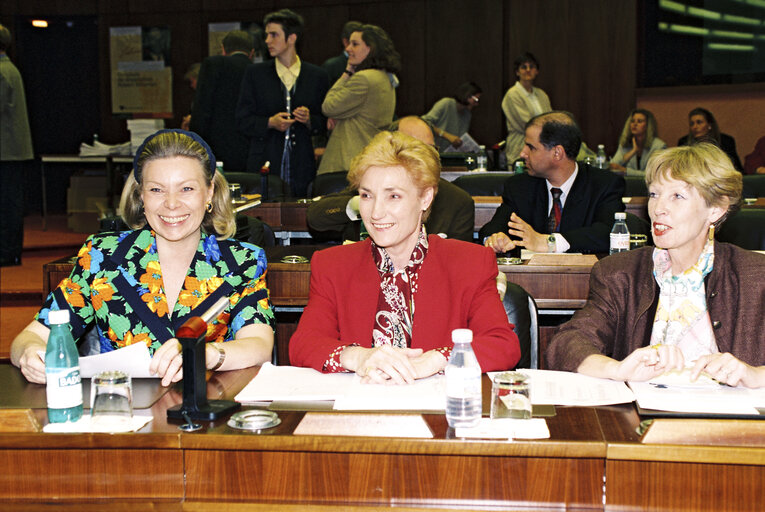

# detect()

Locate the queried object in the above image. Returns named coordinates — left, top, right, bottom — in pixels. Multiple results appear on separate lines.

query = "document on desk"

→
left=489, top=370, right=635, bottom=406
left=629, top=379, right=765, bottom=415
left=333, top=374, right=446, bottom=411
left=40, top=342, right=156, bottom=378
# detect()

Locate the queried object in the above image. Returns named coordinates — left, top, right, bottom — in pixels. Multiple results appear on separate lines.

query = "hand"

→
left=149, top=338, right=184, bottom=387
left=341, top=345, right=423, bottom=385
left=448, top=134, right=463, bottom=148
left=612, top=344, right=685, bottom=382
left=410, top=350, right=448, bottom=379
left=507, top=213, right=548, bottom=252
left=756, top=166, right=765, bottom=174
left=690, top=353, right=765, bottom=388
left=19, top=343, right=47, bottom=384
left=181, top=115, right=191, bottom=131
left=293, top=106, right=310, bottom=126
left=327, top=118, right=337, bottom=131
left=484, top=232, right=517, bottom=253
left=268, top=112, right=295, bottom=132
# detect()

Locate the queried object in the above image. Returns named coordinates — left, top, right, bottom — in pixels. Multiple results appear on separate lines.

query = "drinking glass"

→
left=90, top=370, right=133, bottom=430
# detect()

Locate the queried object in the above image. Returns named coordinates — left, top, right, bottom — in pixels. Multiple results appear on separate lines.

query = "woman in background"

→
left=318, top=24, right=400, bottom=174
left=610, top=109, right=666, bottom=175
left=422, top=81, right=482, bottom=152
left=678, top=107, right=743, bottom=171
left=11, top=130, right=275, bottom=386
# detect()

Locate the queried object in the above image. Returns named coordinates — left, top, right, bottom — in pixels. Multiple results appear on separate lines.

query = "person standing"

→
left=0, top=24, right=34, bottom=267
left=237, top=9, right=329, bottom=197
left=190, top=31, right=254, bottom=173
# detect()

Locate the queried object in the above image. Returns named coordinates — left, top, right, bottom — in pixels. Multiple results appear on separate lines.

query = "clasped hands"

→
left=340, top=345, right=447, bottom=385
left=484, top=212, right=549, bottom=253
left=268, top=106, right=310, bottom=132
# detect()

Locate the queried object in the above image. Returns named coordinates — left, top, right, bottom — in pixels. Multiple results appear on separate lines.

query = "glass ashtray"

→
left=228, top=410, right=281, bottom=431
left=281, top=255, right=309, bottom=264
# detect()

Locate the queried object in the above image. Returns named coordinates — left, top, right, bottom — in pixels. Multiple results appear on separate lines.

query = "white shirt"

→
left=275, top=55, right=301, bottom=91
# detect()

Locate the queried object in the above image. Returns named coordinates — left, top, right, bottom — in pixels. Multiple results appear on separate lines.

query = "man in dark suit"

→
left=189, top=31, right=253, bottom=172
left=236, top=9, right=329, bottom=197
left=321, top=20, right=362, bottom=85
left=480, top=111, right=625, bottom=254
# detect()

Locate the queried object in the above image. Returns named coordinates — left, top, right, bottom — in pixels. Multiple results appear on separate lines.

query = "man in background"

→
left=0, top=24, right=34, bottom=266
left=321, top=20, right=362, bottom=85
left=190, top=31, right=253, bottom=172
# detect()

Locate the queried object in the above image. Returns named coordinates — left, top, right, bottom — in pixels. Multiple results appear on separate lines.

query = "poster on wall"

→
left=110, top=26, right=173, bottom=116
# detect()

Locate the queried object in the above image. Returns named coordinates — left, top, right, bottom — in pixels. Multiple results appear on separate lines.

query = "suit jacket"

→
left=289, top=235, right=520, bottom=372
left=546, top=243, right=765, bottom=372
left=321, top=53, right=347, bottom=85
left=307, top=178, right=475, bottom=243
left=190, top=53, right=251, bottom=172
left=478, top=163, right=626, bottom=253
left=236, top=60, right=329, bottom=197
left=318, top=69, right=395, bottom=174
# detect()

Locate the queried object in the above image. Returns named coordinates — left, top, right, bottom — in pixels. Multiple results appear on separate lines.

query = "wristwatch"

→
left=547, top=234, right=557, bottom=253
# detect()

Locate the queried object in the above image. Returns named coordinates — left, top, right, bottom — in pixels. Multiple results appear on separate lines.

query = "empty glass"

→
left=229, top=183, right=243, bottom=203
left=90, top=370, right=133, bottom=430
left=491, top=371, right=531, bottom=419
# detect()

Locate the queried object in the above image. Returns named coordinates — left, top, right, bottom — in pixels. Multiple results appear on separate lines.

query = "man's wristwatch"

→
left=547, top=234, right=557, bottom=253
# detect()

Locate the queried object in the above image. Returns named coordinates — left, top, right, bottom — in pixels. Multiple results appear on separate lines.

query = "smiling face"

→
left=648, top=174, right=724, bottom=272
left=689, top=114, right=712, bottom=139
left=630, top=113, right=647, bottom=138
left=141, top=156, right=214, bottom=249
left=346, top=31, right=371, bottom=67
left=358, top=165, right=434, bottom=269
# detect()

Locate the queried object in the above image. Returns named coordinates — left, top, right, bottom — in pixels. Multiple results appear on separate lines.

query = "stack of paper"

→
left=128, top=119, right=164, bottom=152
left=79, top=140, right=132, bottom=157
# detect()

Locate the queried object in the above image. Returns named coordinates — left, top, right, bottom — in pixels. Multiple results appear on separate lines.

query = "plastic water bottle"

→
left=609, top=212, right=630, bottom=255
left=595, top=144, right=608, bottom=169
left=476, top=146, right=488, bottom=172
left=45, top=309, right=83, bottom=423
left=445, top=328, right=482, bottom=428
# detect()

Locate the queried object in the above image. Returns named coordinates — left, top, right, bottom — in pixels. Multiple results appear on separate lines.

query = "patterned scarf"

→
left=371, top=227, right=428, bottom=348
left=649, top=238, right=718, bottom=362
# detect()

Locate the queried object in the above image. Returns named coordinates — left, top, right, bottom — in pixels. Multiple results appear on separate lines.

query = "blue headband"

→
left=132, top=129, right=217, bottom=183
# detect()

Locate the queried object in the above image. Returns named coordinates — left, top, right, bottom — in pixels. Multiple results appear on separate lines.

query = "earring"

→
left=708, top=224, right=715, bottom=241
left=206, top=201, right=213, bottom=213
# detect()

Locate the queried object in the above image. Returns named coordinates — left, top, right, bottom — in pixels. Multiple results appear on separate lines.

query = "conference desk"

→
left=2, top=363, right=763, bottom=511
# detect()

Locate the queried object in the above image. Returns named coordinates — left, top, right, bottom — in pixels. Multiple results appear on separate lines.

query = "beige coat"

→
left=501, top=81, right=551, bottom=163
left=318, top=69, right=395, bottom=174
left=0, top=55, right=33, bottom=161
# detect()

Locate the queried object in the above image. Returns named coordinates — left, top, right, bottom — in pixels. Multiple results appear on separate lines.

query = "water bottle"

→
left=609, top=212, right=630, bottom=255
left=445, top=328, right=482, bottom=428
left=595, top=144, right=608, bottom=169
left=45, top=309, right=83, bottom=423
left=513, top=158, right=526, bottom=174
left=476, top=146, right=488, bottom=172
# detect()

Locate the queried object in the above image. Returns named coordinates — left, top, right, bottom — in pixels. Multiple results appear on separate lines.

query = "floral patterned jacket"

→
left=36, top=228, right=274, bottom=354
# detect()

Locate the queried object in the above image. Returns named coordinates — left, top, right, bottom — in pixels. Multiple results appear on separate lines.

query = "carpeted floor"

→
left=0, top=215, right=88, bottom=359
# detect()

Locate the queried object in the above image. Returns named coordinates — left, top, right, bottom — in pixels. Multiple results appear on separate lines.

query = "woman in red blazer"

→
left=290, top=131, right=520, bottom=384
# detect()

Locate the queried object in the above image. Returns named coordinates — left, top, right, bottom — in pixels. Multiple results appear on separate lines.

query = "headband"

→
left=132, top=129, right=217, bottom=183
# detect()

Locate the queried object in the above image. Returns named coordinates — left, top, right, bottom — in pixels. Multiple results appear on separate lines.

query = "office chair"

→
left=309, top=171, right=349, bottom=197
left=503, top=283, right=539, bottom=369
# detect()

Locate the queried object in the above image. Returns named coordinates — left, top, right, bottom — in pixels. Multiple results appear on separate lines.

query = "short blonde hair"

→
left=348, top=131, right=440, bottom=220
left=120, top=131, right=235, bottom=238
left=645, top=143, right=742, bottom=226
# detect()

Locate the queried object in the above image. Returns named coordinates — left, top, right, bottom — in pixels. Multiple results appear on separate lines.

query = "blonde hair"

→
left=347, top=131, right=439, bottom=219
left=645, top=143, right=742, bottom=226
left=120, top=131, right=235, bottom=238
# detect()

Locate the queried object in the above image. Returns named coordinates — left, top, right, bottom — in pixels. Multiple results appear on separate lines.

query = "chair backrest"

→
left=624, top=176, right=648, bottom=197
left=742, top=175, right=765, bottom=198
left=716, top=209, right=765, bottom=250
left=310, top=171, right=349, bottom=197
left=452, top=173, right=508, bottom=196
left=502, top=282, right=539, bottom=369
left=224, top=172, right=287, bottom=201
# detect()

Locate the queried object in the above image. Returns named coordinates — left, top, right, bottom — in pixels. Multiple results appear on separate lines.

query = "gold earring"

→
left=206, top=201, right=213, bottom=213
left=708, top=224, right=715, bottom=241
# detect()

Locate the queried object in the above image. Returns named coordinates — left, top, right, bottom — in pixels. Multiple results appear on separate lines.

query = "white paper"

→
left=443, top=133, right=481, bottom=153
left=43, top=413, right=152, bottom=433
left=489, top=369, right=635, bottom=406
left=629, top=380, right=765, bottom=415
left=234, top=363, right=355, bottom=403
left=455, top=417, right=550, bottom=439
left=79, top=342, right=155, bottom=378
left=294, top=412, right=433, bottom=438
left=333, top=374, right=446, bottom=411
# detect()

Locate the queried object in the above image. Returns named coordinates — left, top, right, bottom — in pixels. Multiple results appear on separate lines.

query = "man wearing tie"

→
left=236, top=9, right=329, bottom=197
left=480, top=111, right=625, bottom=254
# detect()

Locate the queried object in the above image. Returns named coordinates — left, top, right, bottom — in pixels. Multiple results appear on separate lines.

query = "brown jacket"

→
left=547, top=243, right=765, bottom=372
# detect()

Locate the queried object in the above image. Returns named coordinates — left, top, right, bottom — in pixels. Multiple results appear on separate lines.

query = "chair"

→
left=234, top=214, right=276, bottom=248
left=623, top=176, right=648, bottom=197
left=502, top=283, right=539, bottom=369
left=742, top=175, right=765, bottom=198
left=716, top=209, right=765, bottom=250
left=452, top=173, right=509, bottom=196
left=309, top=171, right=349, bottom=197
left=223, top=172, right=287, bottom=201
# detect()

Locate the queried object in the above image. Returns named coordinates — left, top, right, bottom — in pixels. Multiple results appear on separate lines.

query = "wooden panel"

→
left=0, top=448, right=183, bottom=499
left=186, top=449, right=603, bottom=508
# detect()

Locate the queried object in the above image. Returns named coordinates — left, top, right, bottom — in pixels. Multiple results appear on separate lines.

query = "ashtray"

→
left=497, top=257, right=522, bottom=266
left=227, top=409, right=281, bottom=431
left=281, top=255, right=309, bottom=264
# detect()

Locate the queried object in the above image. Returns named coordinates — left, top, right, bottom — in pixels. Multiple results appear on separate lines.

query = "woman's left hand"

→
left=149, top=338, right=184, bottom=387
left=691, top=353, right=765, bottom=388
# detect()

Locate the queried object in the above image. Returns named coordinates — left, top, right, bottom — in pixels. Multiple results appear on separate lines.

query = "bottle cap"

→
left=615, top=212, right=626, bottom=220
left=451, top=328, right=473, bottom=343
left=48, top=309, right=70, bottom=325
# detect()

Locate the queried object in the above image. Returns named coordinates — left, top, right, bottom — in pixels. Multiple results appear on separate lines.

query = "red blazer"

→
left=289, top=235, right=520, bottom=372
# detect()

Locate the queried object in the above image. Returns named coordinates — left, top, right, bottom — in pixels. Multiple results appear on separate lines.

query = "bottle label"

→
left=610, top=233, right=630, bottom=250
left=445, top=367, right=481, bottom=398
left=46, top=367, right=83, bottom=408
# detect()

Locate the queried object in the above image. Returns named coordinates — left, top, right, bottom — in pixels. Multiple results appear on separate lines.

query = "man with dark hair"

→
left=321, top=21, right=363, bottom=85
left=189, top=31, right=254, bottom=172
left=0, top=24, right=34, bottom=266
left=237, top=9, right=329, bottom=197
left=480, top=111, right=625, bottom=254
